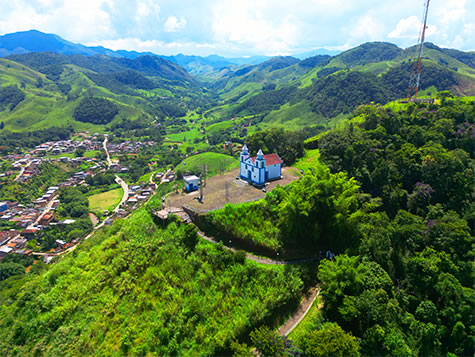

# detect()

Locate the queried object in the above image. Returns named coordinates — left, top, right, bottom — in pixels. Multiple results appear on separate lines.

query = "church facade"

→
left=240, top=145, right=283, bottom=186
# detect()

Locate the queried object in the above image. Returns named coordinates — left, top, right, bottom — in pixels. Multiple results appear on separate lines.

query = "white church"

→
left=240, top=145, right=283, bottom=186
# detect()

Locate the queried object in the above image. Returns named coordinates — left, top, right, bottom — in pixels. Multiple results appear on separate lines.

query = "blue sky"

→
left=0, top=0, right=473, bottom=57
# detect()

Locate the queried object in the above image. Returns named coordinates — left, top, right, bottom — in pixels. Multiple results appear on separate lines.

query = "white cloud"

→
left=0, top=0, right=115, bottom=42
left=388, top=16, right=420, bottom=39
left=388, top=15, right=437, bottom=41
left=351, top=13, right=385, bottom=41
left=87, top=37, right=218, bottom=56
left=437, top=0, right=466, bottom=24
left=0, top=0, right=474, bottom=56
left=136, top=0, right=160, bottom=17
left=211, top=0, right=298, bottom=55
left=463, top=23, right=475, bottom=36
left=164, top=16, right=187, bottom=32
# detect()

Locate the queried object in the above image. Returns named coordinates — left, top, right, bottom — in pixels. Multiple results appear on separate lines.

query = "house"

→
left=21, top=228, right=39, bottom=239
left=239, top=145, right=283, bottom=186
left=0, top=202, right=7, bottom=212
left=56, top=239, right=66, bottom=248
left=39, top=213, right=54, bottom=226
left=183, top=175, right=199, bottom=192
left=0, top=246, right=13, bottom=259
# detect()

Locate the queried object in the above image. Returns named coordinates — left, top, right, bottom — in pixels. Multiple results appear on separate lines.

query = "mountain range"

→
left=0, top=30, right=338, bottom=75
left=0, top=29, right=474, bottom=133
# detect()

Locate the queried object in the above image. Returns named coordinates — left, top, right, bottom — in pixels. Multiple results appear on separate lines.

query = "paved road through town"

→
left=13, top=160, right=32, bottom=182
left=103, top=136, right=129, bottom=212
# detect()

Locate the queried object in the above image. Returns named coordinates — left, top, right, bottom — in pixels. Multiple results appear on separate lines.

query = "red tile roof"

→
left=250, top=153, right=283, bottom=166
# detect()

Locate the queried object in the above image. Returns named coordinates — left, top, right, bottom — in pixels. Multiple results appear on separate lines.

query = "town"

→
left=0, top=133, right=173, bottom=264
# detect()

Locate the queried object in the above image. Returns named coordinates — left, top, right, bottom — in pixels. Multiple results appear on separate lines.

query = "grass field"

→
left=294, top=149, right=320, bottom=172
left=176, top=152, right=239, bottom=177
left=88, top=188, right=123, bottom=213
left=84, top=150, right=101, bottom=158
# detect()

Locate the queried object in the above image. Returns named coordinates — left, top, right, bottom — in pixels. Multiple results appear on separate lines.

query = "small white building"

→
left=183, top=175, right=199, bottom=192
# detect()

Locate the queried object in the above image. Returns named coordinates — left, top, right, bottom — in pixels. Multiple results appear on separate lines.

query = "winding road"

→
left=103, top=136, right=129, bottom=212
left=13, top=160, right=32, bottom=182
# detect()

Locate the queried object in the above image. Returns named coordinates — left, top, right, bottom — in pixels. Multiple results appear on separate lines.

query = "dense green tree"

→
left=301, top=323, right=360, bottom=357
left=0, top=85, right=25, bottom=110
left=246, top=128, right=305, bottom=165
left=73, top=97, right=119, bottom=124
left=0, top=263, right=25, bottom=281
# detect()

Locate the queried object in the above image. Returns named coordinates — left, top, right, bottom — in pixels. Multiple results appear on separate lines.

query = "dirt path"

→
left=103, top=136, right=112, bottom=167
left=113, top=176, right=129, bottom=212
left=196, top=230, right=319, bottom=266
left=277, top=286, right=320, bottom=336
left=89, top=213, right=99, bottom=226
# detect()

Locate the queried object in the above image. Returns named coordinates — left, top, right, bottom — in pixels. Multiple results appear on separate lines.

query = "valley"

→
left=0, top=29, right=474, bottom=356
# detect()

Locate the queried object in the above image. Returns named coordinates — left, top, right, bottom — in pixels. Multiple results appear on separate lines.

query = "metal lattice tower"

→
left=407, top=0, right=430, bottom=102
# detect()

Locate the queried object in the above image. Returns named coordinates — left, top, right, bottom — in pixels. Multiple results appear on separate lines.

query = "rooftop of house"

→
left=250, top=153, right=283, bottom=166
left=183, top=175, right=200, bottom=182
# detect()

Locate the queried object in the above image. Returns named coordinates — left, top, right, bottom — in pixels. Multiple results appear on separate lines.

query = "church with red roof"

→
left=239, top=145, right=283, bottom=185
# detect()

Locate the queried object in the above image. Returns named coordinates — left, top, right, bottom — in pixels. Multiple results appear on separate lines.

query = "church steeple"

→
left=255, top=148, right=265, bottom=168
left=240, top=144, right=249, bottom=162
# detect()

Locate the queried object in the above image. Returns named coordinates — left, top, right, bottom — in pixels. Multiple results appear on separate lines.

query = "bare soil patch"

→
left=167, top=167, right=299, bottom=213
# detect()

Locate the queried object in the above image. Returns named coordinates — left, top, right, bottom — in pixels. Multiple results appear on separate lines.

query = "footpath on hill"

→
left=277, top=286, right=320, bottom=336
left=196, top=230, right=319, bottom=265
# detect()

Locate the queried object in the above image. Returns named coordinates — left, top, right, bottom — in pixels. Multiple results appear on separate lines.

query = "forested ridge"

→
left=203, top=98, right=474, bottom=356
left=310, top=98, right=474, bottom=356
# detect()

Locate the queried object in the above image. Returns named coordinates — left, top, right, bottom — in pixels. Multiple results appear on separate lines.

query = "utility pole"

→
left=407, top=0, right=431, bottom=103
left=199, top=174, right=203, bottom=202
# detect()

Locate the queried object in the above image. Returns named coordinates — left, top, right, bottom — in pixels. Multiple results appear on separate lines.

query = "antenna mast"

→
left=407, top=0, right=430, bottom=102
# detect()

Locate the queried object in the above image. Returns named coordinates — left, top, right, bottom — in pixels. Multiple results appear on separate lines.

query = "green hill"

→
left=176, top=152, right=239, bottom=177
left=194, top=42, right=473, bottom=138
left=0, top=195, right=305, bottom=355
left=0, top=53, right=216, bottom=132
left=211, top=43, right=474, bottom=135
left=298, top=42, right=475, bottom=89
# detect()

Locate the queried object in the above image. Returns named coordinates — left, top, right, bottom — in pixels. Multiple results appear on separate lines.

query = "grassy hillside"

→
left=186, top=42, right=473, bottom=143
left=176, top=152, right=239, bottom=177
left=0, top=53, right=217, bottom=132
left=297, top=42, right=475, bottom=89
left=0, top=194, right=305, bottom=355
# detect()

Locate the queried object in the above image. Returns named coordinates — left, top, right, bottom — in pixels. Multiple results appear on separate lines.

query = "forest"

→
left=245, top=128, right=306, bottom=165
left=0, top=85, right=25, bottom=111
left=73, top=97, right=119, bottom=124
left=204, top=98, right=474, bottom=356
